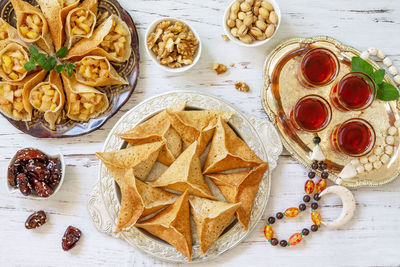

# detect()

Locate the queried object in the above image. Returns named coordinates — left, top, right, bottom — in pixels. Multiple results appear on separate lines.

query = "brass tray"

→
left=261, top=36, right=400, bottom=187
left=0, top=0, right=139, bottom=138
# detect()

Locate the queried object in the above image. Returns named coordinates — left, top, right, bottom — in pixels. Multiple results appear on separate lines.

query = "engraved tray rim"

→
left=261, top=35, right=400, bottom=188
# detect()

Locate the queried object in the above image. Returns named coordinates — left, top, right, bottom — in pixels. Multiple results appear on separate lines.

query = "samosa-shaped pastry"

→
left=207, top=163, right=268, bottom=230
left=75, top=56, right=128, bottom=87
left=203, top=117, right=263, bottom=174
left=113, top=169, right=177, bottom=233
left=0, top=42, right=30, bottom=82
left=189, top=196, right=240, bottom=254
left=0, top=18, right=21, bottom=42
left=0, top=70, right=47, bottom=121
left=136, top=190, right=192, bottom=261
left=64, top=4, right=97, bottom=48
left=11, top=0, right=54, bottom=53
left=96, top=141, right=163, bottom=181
left=118, top=102, right=186, bottom=166
left=66, top=15, right=131, bottom=62
left=167, top=109, right=233, bottom=155
left=62, top=73, right=109, bottom=122
left=36, top=0, right=82, bottom=50
left=29, top=70, right=65, bottom=130
left=149, top=142, right=215, bottom=199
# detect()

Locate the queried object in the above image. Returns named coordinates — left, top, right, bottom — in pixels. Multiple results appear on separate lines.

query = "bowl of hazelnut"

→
left=145, top=17, right=202, bottom=73
left=6, top=148, right=65, bottom=200
left=223, top=0, right=281, bottom=47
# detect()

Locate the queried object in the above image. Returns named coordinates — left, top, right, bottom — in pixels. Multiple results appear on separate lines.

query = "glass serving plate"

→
left=261, top=36, right=400, bottom=187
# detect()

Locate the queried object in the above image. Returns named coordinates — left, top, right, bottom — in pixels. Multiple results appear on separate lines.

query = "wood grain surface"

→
left=1, top=0, right=400, bottom=266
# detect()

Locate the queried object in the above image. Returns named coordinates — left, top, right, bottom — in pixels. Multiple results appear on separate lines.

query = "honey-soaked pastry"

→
left=65, top=7, right=97, bottom=48
left=11, top=0, right=54, bottom=54
left=0, top=42, right=29, bottom=82
left=30, top=71, right=65, bottom=130
left=0, top=70, right=47, bottom=121
left=75, top=56, right=127, bottom=86
left=62, top=73, right=109, bottom=122
left=66, top=15, right=131, bottom=62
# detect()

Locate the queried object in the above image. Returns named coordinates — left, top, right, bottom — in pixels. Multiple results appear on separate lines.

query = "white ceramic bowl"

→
left=145, top=17, right=202, bottom=73
left=223, top=0, right=281, bottom=47
left=6, top=147, right=65, bottom=200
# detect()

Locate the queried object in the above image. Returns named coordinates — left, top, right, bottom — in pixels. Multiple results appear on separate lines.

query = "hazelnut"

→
left=236, top=19, right=244, bottom=27
left=250, top=27, right=263, bottom=37
left=259, top=7, right=269, bottom=19
left=255, top=20, right=267, bottom=31
left=261, top=1, right=274, bottom=11
left=265, top=23, right=275, bottom=37
left=227, top=19, right=235, bottom=28
left=230, top=11, right=238, bottom=20
left=243, top=15, right=253, bottom=26
left=231, top=27, right=239, bottom=37
left=239, top=34, right=253, bottom=44
left=237, top=24, right=248, bottom=37
left=231, top=1, right=240, bottom=14
left=240, top=2, right=251, bottom=12
left=269, top=11, right=278, bottom=24
left=238, top=11, right=246, bottom=20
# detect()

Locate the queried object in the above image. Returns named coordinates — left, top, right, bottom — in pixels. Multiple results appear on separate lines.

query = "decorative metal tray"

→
left=261, top=36, right=400, bottom=187
left=0, top=0, right=140, bottom=138
left=88, top=91, right=283, bottom=263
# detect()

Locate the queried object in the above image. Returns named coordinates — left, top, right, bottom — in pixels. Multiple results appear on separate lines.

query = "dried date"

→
left=25, top=210, right=47, bottom=229
left=16, top=148, right=46, bottom=162
left=16, top=173, right=31, bottom=196
left=47, top=158, right=61, bottom=186
left=62, top=226, right=82, bottom=251
left=8, top=165, right=18, bottom=187
left=31, top=178, right=53, bottom=198
left=26, top=160, right=50, bottom=182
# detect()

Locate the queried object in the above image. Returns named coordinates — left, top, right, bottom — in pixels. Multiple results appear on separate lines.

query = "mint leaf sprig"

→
left=351, top=56, right=399, bottom=101
left=24, top=45, right=76, bottom=77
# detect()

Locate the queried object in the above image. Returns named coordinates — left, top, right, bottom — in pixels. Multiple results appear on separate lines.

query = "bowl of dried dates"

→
left=7, top=148, right=65, bottom=199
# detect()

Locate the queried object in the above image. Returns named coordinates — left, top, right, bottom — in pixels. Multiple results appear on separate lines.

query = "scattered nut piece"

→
left=147, top=20, right=199, bottom=68
left=213, top=63, right=227, bottom=75
left=230, top=63, right=235, bottom=67
left=235, top=81, right=250, bottom=92
left=221, top=34, right=230, bottom=41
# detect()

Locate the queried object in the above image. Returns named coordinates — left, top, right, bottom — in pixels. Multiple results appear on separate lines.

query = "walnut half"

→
left=213, top=63, right=227, bottom=75
left=235, top=81, right=250, bottom=92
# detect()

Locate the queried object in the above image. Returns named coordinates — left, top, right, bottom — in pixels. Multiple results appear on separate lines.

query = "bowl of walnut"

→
left=223, top=0, right=281, bottom=47
left=145, top=17, right=202, bottom=72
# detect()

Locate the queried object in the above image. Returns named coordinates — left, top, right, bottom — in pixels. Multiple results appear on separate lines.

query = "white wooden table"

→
left=1, top=0, right=400, bottom=266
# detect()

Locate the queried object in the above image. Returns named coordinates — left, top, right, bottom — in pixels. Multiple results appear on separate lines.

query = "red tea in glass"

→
left=290, top=95, right=332, bottom=132
left=298, top=48, right=340, bottom=88
left=330, top=118, right=375, bottom=157
left=330, top=72, right=376, bottom=111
